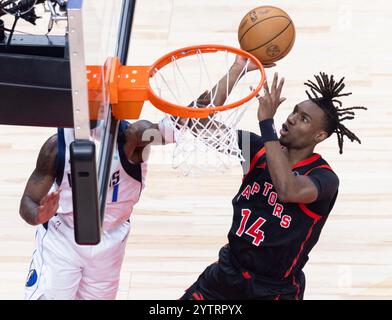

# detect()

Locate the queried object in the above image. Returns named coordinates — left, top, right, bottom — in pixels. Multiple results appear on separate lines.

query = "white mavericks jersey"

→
left=53, top=121, right=147, bottom=231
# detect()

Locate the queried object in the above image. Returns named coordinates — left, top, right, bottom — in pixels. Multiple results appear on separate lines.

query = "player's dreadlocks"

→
left=304, top=72, right=367, bottom=154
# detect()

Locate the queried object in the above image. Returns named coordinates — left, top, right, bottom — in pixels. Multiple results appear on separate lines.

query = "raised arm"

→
left=19, top=134, right=61, bottom=225
left=257, top=73, right=319, bottom=204
left=195, top=55, right=261, bottom=108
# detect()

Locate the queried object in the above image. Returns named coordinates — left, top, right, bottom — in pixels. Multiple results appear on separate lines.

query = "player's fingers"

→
left=271, top=72, right=278, bottom=95
left=50, top=202, right=59, bottom=213
left=276, top=77, right=285, bottom=98
left=48, top=196, right=59, bottom=206
left=53, top=190, right=61, bottom=198
left=250, top=86, right=262, bottom=100
left=46, top=194, right=57, bottom=205
left=38, top=205, right=49, bottom=217
left=46, top=189, right=62, bottom=202
left=40, top=194, right=49, bottom=205
left=279, top=97, right=287, bottom=106
left=262, top=89, right=272, bottom=106
left=45, top=192, right=57, bottom=203
left=53, top=197, right=60, bottom=207
left=263, top=80, right=271, bottom=97
left=52, top=192, right=61, bottom=203
left=47, top=192, right=57, bottom=202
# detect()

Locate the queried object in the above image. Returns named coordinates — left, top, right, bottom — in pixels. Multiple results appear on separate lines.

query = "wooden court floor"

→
left=0, top=0, right=391, bottom=299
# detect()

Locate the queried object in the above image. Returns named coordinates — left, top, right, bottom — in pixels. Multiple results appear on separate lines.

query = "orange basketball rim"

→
left=86, top=44, right=266, bottom=119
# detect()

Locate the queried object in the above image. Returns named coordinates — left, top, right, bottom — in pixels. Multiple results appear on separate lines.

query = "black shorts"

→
left=180, top=245, right=305, bottom=300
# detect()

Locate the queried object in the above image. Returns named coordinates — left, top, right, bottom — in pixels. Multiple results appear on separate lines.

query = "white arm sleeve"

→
left=158, top=116, right=177, bottom=144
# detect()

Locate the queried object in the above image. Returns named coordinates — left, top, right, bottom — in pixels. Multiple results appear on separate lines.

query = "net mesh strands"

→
left=149, top=49, right=264, bottom=174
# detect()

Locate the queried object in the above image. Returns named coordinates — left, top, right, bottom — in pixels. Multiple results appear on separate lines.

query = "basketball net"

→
left=149, top=48, right=264, bottom=175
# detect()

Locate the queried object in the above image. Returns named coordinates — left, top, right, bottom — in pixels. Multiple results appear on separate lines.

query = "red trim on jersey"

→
left=284, top=221, right=317, bottom=278
left=243, top=147, right=266, bottom=180
left=256, top=162, right=267, bottom=170
left=293, top=276, right=301, bottom=300
left=248, top=147, right=266, bottom=173
left=283, top=163, right=333, bottom=278
left=298, top=164, right=333, bottom=221
left=245, top=150, right=324, bottom=178
left=192, top=292, right=205, bottom=300
left=292, top=153, right=321, bottom=169
left=298, top=203, right=322, bottom=221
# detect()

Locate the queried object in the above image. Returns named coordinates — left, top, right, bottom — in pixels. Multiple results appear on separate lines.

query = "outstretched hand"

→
left=233, top=55, right=276, bottom=72
left=257, top=72, right=286, bottom=121
left=36, top=189, right=61, bottom=224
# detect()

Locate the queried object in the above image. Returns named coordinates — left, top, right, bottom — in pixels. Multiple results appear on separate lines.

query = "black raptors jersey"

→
left=228, top=130, right=340, bottom=280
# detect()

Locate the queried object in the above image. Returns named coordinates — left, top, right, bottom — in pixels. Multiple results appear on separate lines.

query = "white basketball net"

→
left=150, top=48, right=263, bottom=175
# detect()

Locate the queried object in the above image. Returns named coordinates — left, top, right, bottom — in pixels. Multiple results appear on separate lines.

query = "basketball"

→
left=238, top=6, right=296, bottom=64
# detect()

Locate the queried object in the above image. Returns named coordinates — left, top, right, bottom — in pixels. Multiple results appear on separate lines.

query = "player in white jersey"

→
left=19, top=119, right=175, bottom=300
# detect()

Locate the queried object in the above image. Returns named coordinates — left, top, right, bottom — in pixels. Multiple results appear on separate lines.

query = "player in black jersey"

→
left=181, top=58, right=366, bottom=300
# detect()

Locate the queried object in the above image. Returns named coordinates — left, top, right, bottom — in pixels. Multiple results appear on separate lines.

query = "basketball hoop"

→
left=87, top=44, right=266, bottom=174
left=147, top=44, right=265, bottom=118
left=148, top=45, right=266, bottom=174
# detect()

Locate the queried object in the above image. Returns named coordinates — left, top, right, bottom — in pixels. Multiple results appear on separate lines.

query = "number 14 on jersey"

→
left=236, top=209, right=266, bottom=246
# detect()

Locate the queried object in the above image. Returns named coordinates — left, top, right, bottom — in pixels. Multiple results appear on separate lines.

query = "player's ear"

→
left=314, top=130, right=328, bottom=144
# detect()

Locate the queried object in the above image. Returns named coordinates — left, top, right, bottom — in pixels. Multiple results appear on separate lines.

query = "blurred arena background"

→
left=0, top=0, right=391, bottom=299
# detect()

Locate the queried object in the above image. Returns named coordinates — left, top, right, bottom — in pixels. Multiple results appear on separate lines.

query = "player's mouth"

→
left=280, top=123, right=289, bottom=137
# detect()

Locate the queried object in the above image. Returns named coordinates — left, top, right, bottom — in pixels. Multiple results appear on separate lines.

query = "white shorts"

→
left=24, top=214, right=130, bottom=300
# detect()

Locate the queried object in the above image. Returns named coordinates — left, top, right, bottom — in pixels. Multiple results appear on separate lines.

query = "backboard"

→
left=67, top=0, right=136, bottom=244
